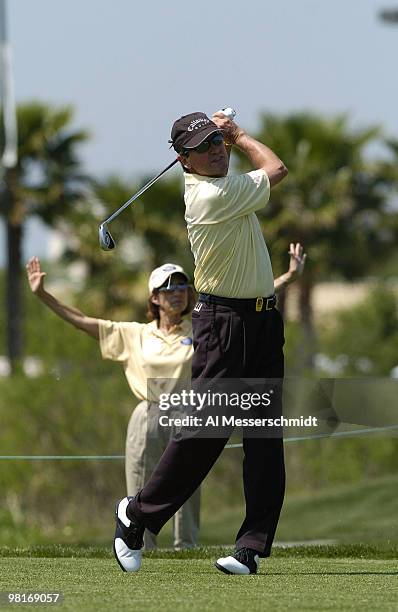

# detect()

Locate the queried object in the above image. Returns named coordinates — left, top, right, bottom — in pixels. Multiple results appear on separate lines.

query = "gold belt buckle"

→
left=255, top=297, right=263, bottom=312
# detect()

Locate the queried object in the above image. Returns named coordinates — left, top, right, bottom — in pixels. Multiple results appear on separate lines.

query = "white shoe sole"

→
left=215, top=554, right=258, bottom=575
left=113, top=498, right=142, bottom=573
left=113, top=537, right=142, bottom=573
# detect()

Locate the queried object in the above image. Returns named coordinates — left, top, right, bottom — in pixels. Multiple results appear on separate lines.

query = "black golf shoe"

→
left=113, top=496, right=144, bottom=572
left=215, top=547, right=260, bottom=575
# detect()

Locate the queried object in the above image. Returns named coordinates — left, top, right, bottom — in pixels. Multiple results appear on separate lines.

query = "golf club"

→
left=98, top=107, right=236, bottom=250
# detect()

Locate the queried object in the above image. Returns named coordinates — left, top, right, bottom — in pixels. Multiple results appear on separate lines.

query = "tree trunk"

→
left=298, top=278, right=317, bottom=370
left=6, top=218, right=24, bottom=373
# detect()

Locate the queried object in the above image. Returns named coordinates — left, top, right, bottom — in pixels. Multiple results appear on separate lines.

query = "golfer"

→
left=114, top=110, right=292, bottom=575
left=26, top=258, right=199, bottom=550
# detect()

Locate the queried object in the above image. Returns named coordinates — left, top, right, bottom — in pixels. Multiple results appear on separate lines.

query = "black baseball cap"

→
left=169, top=112, right=222, bottom=153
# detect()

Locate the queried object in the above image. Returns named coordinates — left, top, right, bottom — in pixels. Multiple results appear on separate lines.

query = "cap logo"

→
left=187, top=118, right=210, bottom=132
left=163, top=265, right=177, bottom=271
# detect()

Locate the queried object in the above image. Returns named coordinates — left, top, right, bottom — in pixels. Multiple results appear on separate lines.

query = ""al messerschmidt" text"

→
left=159, top=415, right=318, bottom=427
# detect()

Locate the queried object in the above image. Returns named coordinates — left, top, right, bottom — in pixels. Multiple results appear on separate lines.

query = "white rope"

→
left=1, top=424, right=397, bottom=460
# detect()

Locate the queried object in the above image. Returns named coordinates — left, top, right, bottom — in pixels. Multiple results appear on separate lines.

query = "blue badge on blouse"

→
left=181, top=337, right=193, bottom=345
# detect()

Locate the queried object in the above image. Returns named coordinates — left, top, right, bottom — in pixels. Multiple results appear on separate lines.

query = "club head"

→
left=99, top=223, right=115, bottom=251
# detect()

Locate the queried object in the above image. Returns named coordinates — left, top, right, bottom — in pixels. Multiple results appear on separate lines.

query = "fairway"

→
left=1, top=548, right=397, bottom=611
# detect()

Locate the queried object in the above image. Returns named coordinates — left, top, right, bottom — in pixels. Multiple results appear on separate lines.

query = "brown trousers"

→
left=130, top=301, right=285, bottom=556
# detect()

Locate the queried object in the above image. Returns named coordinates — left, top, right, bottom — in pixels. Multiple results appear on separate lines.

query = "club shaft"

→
left=102, top=158, right=179, bottom=226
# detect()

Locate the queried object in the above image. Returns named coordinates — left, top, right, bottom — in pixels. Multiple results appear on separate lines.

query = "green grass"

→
left=0, top=543, right=397, bottom=560
left=276, top=473, right=398, bottom=543
left=0, top=549, right=397, bottom=611
left=157, top=474, right=398, bottom=547
left=2, top=473, right=398, bottom=548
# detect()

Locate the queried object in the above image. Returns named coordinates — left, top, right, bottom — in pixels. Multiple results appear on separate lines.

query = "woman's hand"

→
left=26, top=256, right=46, bottom=295
left=287, top=243, right=307, bottom=278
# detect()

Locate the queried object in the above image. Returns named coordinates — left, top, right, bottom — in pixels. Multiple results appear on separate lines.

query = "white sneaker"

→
left=215, top=547, right=260, bottom=575
left=113, top=497, right=144, bottom=573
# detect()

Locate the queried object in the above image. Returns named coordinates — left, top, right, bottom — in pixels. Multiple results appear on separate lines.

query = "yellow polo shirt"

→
left=184, top=169, right=274, bottom=298
left=98, top=319, right=193, bottom=401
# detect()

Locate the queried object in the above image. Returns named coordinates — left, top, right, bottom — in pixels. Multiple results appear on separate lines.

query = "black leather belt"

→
left=198, top=293, right=277, bottom=312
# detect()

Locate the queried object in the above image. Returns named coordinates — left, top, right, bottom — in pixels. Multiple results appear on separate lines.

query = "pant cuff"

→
left=128, top=493, right=162, bottom=535
left=235, top=536, right=271, bottom=557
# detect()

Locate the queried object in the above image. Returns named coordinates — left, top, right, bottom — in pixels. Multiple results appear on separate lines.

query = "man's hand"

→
left=26, top=256, right=46, bottom=295
left=213, top=113, right=288, bottom=187
left=288, top=243, right=307, bottom=278
left=211, top=112, right=245, bottom=146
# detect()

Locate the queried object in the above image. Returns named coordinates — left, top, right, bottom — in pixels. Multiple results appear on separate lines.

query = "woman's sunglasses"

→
left=158, top=283, right=189, bottom=293
left=182, top=133, right=224, bottom=157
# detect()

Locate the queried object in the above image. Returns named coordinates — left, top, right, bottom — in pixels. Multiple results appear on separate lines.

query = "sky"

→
left=0, top=0, right=397, bottom=265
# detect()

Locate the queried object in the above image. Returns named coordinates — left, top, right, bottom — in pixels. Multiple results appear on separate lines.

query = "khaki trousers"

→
left=125, top=400, right=200, bottom=550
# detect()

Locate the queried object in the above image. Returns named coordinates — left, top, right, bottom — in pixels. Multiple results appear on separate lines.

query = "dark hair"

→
left=146, top=286, right=197, bottom=322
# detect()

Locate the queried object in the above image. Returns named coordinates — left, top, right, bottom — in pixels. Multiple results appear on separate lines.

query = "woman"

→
left=26, top=244, right=306, bottom=550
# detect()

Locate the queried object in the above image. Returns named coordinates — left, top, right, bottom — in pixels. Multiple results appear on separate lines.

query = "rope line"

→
left=1, top=424, right=397, bottom=460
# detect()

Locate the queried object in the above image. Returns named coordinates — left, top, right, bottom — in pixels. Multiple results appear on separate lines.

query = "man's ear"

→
left=178, top=153, right=191, bottom=171
left=151, top=293, right=160, bottom=306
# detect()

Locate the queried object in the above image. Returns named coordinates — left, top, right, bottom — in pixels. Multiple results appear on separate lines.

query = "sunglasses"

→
left=158, top=283, right=189, bottom=293
left=182, top=133, right=224, bottom=156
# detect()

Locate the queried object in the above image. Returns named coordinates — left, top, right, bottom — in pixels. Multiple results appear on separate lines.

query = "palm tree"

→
left=235, top=112, right=394, bottom=367
left=0, top=102, right=89, bottom=372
